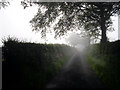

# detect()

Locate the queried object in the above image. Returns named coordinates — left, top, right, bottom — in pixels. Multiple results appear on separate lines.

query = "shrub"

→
left=2, top=37, right=75, bottom=89
left=86, top=40, right=120, bottom=88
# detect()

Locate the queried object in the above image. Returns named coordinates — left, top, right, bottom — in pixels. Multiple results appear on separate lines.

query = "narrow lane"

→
left=45, top=53, right=104, bottom=88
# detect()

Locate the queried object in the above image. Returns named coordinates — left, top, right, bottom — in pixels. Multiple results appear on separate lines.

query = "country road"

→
left=45, top=52, right=104, bottom=88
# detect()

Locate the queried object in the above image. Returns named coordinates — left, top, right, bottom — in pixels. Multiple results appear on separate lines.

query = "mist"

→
left=66, top=32, right=90, bottom=53
left=1, top=1, right=120, bottom=89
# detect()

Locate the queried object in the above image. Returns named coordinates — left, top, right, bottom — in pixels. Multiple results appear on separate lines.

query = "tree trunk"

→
left=101, top=20, right=107, bottom=43
left=100, top=7, right=107, bottom=43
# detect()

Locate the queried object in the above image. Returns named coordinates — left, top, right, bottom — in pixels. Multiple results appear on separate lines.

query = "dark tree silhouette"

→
left=21, top=1, right=120, bottom=43
left=0, top=0, right=10, bottom=9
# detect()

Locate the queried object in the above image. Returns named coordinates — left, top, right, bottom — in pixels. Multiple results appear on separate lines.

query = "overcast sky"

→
left=0, top=0, right=119, bottom=46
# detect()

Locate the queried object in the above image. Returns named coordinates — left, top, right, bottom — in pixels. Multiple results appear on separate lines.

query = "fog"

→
left=0, top=0, right=119, bottom=47
left=66, top=32, right=90, bottom=52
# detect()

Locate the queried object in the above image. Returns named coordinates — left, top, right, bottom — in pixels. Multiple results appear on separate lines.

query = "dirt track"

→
left=45, top=52, right=104, bottom=88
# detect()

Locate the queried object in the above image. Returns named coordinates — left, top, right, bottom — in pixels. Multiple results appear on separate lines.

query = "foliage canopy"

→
left=24, top=2, right=119, bottom=43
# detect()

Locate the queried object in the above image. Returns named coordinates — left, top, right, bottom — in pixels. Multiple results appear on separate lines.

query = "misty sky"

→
left=0, top=0, right=119, bottom=46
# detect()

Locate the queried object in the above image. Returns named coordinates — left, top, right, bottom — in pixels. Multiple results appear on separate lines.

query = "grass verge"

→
left=85, top=41, right=120, bottom=88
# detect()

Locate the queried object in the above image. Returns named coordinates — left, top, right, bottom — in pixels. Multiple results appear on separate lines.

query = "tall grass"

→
left=86, top=40, right=120, bottom=88
left=2, top=37, right=76, bottom=89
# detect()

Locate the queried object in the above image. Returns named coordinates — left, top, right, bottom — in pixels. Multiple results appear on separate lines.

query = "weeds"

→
left=86, top=40, right=120, bottom=88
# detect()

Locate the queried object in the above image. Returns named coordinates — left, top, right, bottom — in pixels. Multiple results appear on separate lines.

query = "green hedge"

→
left=86, top=40, right=120, bottom=88
left=2, top=38, right=75, bottom=89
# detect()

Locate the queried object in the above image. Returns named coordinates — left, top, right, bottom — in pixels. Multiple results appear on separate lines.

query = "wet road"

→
left=45, top=53, right=104, bottom=88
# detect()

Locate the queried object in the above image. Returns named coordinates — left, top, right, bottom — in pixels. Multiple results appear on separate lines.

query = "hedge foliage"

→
left=86, top=40, right=120, bottom=88
left=2, top=37, right=76, bottom=89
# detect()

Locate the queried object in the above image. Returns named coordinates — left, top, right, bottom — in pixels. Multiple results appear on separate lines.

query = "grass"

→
left=85, top=41, right=120, bottom=88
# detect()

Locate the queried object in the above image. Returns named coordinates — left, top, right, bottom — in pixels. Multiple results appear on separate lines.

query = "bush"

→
left=2, top=37, right=75, bottom=89
left=86, top=40, right=120, bottom=88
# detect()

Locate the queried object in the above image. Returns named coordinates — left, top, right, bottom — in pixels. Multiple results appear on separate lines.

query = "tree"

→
left=22, top=1, right=120, bottom=43
left=79, top=2, right=120, bottom=43
left=0, top=0, right=10, bottom=9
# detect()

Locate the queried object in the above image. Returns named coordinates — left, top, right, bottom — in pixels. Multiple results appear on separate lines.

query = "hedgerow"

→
left=2, top=37, right=76, bottom=89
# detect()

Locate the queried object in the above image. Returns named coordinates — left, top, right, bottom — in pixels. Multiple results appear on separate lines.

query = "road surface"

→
left=45, top=52, right=104, bottom=88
